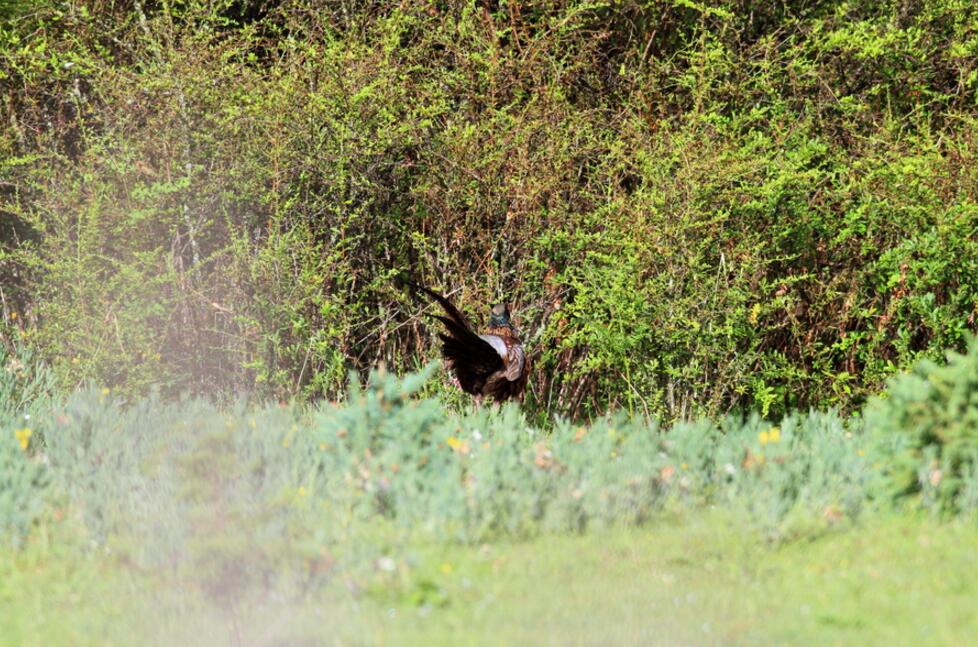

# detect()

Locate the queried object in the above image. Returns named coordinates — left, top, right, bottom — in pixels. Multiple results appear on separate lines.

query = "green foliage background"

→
left=2, top=0, right=978, bottom=418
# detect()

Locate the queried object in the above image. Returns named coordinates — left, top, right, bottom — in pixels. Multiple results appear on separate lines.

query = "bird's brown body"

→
left=412, top=285, right=529, bottom=403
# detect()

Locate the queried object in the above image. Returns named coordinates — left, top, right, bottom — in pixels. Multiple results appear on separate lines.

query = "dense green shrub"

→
left=3, top=0, right=978, bottom=419
left=865, top=335, right=978, bottom=514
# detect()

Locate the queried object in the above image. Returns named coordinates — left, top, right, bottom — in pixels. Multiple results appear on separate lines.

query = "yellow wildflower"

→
left=681, top=463, right=688, bottom=470
left=440, top=562, right=453, bottom=575
left=15, top=427, right=32, bottom=451
left=100, top=387, right=111, bottom=396
left=748, top=302, right=761, bottom=325
left=9, top=312, right=17, bottom=321
left=446, top=436, right=470, bottom=455
left=856, top=449, right=865, bottom=457
left=759, top=427, right=780, bottom=445
left=297, top=486, right=308, bottom=498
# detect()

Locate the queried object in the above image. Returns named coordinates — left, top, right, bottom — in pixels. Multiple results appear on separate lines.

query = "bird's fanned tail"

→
left=407, top=281, right=528, bottom=402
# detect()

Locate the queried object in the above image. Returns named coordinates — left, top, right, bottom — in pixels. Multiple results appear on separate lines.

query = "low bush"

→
left=866, top=335, right=978, bottom=514
left=0, top=344, right=54, bottom=545
left=0, top=423, right=48, bottom=546
left=301, top=371, right=874, bottom=541
left=0, top=360, right=945, bottom=551
left=4, top=341, right=978, bottom=579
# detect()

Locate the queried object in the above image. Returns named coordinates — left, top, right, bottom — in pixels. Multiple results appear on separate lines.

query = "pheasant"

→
left=412, top=284, right=529, bottom=403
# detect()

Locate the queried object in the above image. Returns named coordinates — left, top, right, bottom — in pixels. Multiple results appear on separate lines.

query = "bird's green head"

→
left=489, top=303, right=511, bottom=328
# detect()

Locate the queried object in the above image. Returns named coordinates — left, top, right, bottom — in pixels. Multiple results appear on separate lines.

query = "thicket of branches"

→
left=2, top=0, right=977, bottom=419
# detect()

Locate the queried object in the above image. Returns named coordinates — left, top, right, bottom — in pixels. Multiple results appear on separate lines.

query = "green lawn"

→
left=370, top=512, right=977, bottom=646
left=4, top=511, right=976, bottom=646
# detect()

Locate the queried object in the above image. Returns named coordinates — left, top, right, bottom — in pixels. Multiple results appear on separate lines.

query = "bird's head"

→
left=489, top=303, right=511, bottom=328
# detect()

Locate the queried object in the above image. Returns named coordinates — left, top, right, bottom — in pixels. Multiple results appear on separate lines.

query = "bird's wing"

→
left=480, top=334, right=525, bottom=381
left=411, top=283, right=506, bottom=394
left=505, top=343, right=526, bottom=381
left=437, top=326, right=505, bottom=395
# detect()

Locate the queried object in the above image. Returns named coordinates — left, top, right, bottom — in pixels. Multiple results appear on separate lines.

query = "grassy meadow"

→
left=6, top=511, right=978, bottom=646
